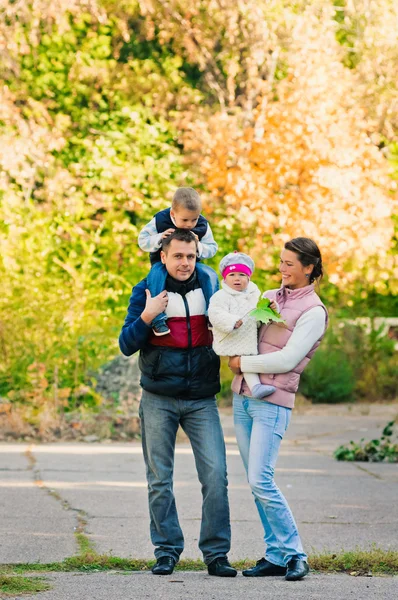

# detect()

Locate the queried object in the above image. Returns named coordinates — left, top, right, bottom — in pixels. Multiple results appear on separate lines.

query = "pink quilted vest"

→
left=231, top=284, right=328, bottom=409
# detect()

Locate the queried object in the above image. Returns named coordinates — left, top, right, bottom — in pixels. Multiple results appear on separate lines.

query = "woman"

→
left=228, top=237, right=328, bottom=581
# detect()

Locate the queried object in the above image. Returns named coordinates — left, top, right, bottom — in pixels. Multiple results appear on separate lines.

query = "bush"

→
left=300, top=320, right=398, bottom=403
left=299, top=349, right=355, bottom=403
left=334, top=421, right=398, bottom=462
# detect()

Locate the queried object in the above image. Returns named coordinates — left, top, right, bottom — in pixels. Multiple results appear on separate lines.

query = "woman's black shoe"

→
left=242, top=558, right=286, bottom=577
left=151, top=556, right=176, bottom=575
left=285, top=558, right=309, bottom=581
left=207, top=557, right=237, bottom=577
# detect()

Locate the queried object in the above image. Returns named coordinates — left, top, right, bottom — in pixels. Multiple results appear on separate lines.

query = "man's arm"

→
left=197, top=224, right=218, bottom=259
left=119, top=280, right=151, bottom=356
left=119, top=279, right=169, bottom=356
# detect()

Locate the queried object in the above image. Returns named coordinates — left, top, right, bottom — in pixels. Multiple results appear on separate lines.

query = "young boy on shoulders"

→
left=138, top=187, right=218, bottom=336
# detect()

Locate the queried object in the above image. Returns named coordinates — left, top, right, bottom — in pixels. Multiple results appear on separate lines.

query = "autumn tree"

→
left=147, top=2, right=396, bottom=286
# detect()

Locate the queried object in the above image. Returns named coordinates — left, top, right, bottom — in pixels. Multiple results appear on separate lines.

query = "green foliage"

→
left=0, top=7, right=192, bottom=409
left=0, top=1, right=397, bottom=419
left=249, top=297, right=286, bottom=326
left=334, top=420, right=398, bottom=462
left=299, top=348, right=355, bottom=403
left=300, top=321, right=398, bottom=403
left=333, top=0, right=362, bottom=69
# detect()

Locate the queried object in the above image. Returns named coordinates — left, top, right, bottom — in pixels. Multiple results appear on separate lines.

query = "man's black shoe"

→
left=207, top=557, right=237, bottom=577
left=151, top=556, right=176, bottom=575
left=152, top=322, right=170, bottom=336
left=285, top=558, right=309, bottom=581
left=242, top=558, right=286, bottom=577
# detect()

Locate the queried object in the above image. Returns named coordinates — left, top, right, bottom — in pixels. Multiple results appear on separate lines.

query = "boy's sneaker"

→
left=152, top=322, right=170, bottom=336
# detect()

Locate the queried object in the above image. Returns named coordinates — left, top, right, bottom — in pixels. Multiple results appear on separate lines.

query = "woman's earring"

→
left=305, top=274, right=309, bottom=278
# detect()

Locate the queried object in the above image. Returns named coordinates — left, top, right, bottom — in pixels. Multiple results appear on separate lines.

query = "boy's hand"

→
left=192, top=232, right=199, bottom=242
left=161, top=228, right=175, bottom=239
left=141, top=290, right=168, bottom=324
left=234, top=319, right=243, bottom=329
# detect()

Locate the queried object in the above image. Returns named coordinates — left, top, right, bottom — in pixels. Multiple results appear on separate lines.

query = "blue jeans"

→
left=139, top=390, right=231, bottom=564
left=147, top=262, right=215, bottom=328
left=233, top=393, right=307, bottom=566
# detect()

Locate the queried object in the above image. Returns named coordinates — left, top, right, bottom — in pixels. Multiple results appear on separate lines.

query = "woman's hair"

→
left=284, top=237, right=323, bottom=284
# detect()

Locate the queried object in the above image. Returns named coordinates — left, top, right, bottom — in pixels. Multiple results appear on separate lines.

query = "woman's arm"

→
left=239, top=306, right=326, bottom=374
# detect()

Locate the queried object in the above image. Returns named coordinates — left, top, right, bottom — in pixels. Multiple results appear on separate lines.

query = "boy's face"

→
left=170, top=208, right=200, bottom=229
left=224, top=272, right=250, bottom=292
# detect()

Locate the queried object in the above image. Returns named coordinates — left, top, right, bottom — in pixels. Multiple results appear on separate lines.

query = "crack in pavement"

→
left=24, top=446, right=95, bottom=552
left=354, top=464, right=384, bottom=481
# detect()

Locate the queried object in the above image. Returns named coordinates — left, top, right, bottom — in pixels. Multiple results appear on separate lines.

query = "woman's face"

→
left=279, top=249, right=313, bottom=289
left=224, top=271, right=250, bottom=291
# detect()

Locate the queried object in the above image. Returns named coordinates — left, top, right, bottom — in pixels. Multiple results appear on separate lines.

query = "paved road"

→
left=1, top=405, right=397, bottom=564
left=7, top=571, right=398, bottom=600
left=1, top=404, right=397, bottom=598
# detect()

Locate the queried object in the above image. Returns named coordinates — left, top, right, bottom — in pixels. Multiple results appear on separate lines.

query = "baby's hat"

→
left=219, top=252, right=255, bottom=279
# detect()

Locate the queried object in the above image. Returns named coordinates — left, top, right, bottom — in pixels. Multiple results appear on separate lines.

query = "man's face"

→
left=160, top=239, right=197, bottom=281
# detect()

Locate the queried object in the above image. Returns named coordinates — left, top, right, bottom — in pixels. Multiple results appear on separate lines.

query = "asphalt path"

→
left=1, top=403, right=397, bottom=598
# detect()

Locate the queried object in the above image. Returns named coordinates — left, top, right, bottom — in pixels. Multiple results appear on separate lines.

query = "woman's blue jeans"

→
left=233, top=392, right=307, bottom=566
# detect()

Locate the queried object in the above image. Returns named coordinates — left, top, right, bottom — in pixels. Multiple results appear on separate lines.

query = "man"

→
left=119, top=229, right=236, bottom=577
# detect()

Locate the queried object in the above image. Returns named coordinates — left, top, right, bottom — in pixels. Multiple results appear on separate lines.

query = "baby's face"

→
left=225, top=272, right=250, bottom=292
left=170, top=208, right=200, bottom=229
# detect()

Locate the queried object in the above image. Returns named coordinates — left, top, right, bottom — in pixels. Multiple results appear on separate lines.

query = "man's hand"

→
left=141, top=290, right=168, bottom=325
left=228, top=356, right=242, bottom=374
left=234, top=319, right=243, bottom=329
left=161, top=228, right=175, bottom=239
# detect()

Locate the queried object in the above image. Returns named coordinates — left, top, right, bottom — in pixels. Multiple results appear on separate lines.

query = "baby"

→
left=208, top=252, right=276, bottom=399
left=138, top=187, right=217, bottom=336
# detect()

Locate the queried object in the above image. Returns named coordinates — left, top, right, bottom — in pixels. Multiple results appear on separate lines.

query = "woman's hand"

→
left=228, top=356, right=242, bottom=374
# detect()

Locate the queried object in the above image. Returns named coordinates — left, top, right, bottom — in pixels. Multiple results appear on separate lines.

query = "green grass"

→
left=0, top=574, right=50, bottom=596
left=1, top=547, right=398, bottom=576
left=309, top=547, right=398, bottom=575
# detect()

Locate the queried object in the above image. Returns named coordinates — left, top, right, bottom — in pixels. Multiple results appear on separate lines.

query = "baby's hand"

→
left=161, top=228, right=175, bottom=239
left=269, top=300, right=278, bottom=311
left=234, top=319, right=243, bottom=329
